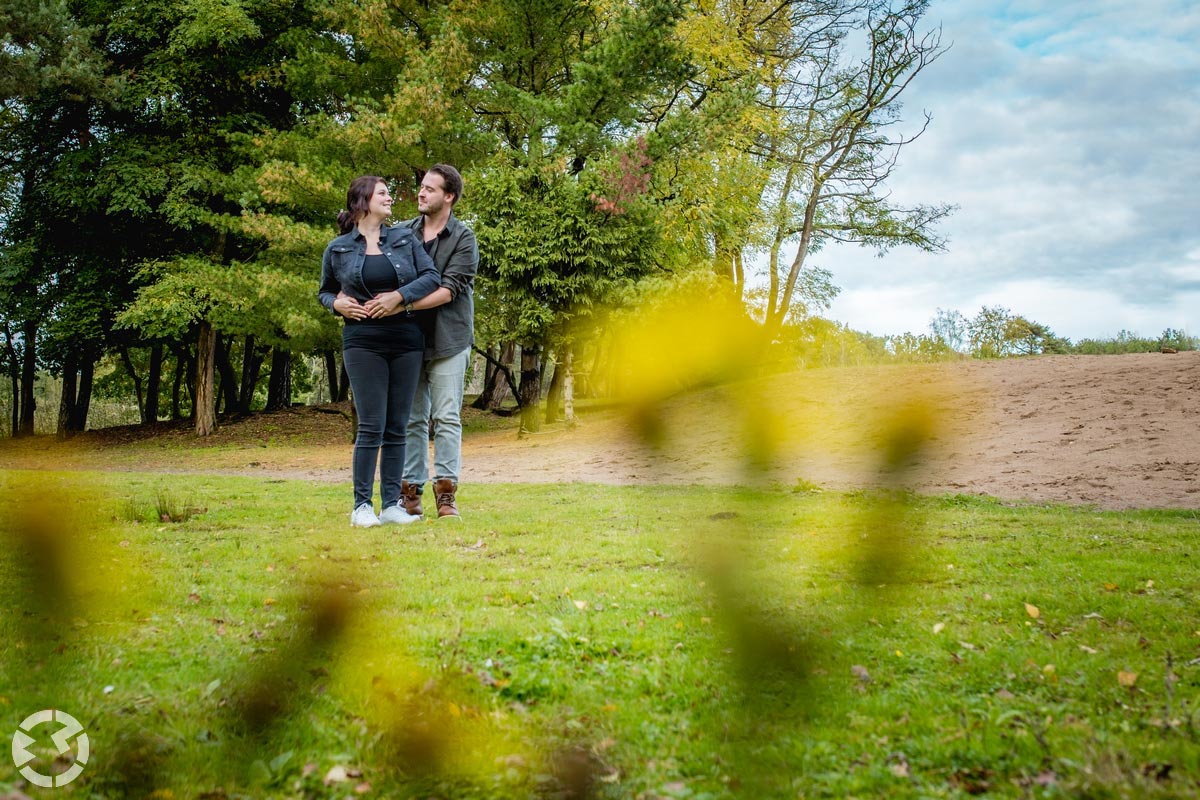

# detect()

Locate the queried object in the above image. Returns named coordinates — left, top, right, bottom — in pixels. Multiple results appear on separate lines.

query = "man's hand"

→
left=364, top=290, right=403, bottom=318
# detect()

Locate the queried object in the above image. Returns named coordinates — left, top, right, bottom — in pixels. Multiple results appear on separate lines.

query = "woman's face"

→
left=367, top=181, right=393, bottom=219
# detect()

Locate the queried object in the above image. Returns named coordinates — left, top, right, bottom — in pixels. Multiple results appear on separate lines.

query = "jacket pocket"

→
left=388, top=239, right=417, bottom=281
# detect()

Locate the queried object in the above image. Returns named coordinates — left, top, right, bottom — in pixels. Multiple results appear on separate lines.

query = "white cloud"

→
left=813, top=0, right=1200, bottom=341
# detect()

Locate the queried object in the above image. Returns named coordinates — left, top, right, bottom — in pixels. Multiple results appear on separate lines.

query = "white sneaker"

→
left=350, top=503, right=381, bottom=527
left=379, top=504, right=419, bottom=524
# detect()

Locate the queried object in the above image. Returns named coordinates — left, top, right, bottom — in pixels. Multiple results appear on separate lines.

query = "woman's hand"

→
left=364, top=290, right=404, bottom=318
left=333, top=292, right=370, bottom=320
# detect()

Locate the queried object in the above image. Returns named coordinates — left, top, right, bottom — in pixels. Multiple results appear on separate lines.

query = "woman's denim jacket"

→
left=317, top=224, right=442, bottom=314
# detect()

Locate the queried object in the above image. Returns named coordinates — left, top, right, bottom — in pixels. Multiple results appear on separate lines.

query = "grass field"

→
left=2, top=469, right=1199, bottom=798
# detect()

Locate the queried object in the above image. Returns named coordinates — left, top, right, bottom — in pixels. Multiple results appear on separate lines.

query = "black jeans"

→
left=343, top=342, right=423, bottom=510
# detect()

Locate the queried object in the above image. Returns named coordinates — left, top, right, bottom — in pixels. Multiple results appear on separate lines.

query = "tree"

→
left=102, top=0, right=333, bottom=434
left=966, top=305, right=1011, bottom=359
left=961, top=306, right=1068, bottom=358
left=660, top=0, right=953, bottom=334
left=451, top=0, right=690, bottom=429
left=929, top=307, right=966, bottom=352
left=470, top=153, right=664, bottom=432
left=0, top=0, right=112, bottom=435
left=1005, top=316, right=1069, bottom=356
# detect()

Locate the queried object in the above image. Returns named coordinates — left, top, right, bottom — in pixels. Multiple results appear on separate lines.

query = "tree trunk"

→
left=214, top=332, right=239, bottom=415
left=563, top=348, right=575, bottom=423
left=238, top=334, right=264, bottom=413
left=587, top=336, right=608, bottom=398
left=265, top=346, right=292, bottom=411
left=323, top=350, right=338, bottom=405
left=171, top=346, right=186, bottom=420
left=518, top=344, right=542, bottom=434
left=544, top=352, right=563, bottom=424
left=337, top=361, right=350, bottom=402
left=474, top=341, right=517, bottom=410
left=145, top=344, right=163, bottom=424
left=120, top=346, right=145, bottom=421
left=70, top=351, right=94, bottom=432
left=57, top=349, right=78, bottom=439
left=194, top=321, right=217, bottom=436
left=4, top=321, right=19, bottom=436
left=471, top=344, right=499, bottom=409
left=18, top=319, right=36, bottom=437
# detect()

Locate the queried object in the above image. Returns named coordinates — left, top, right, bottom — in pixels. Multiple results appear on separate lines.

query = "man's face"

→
left=417, top=173, right=452, bottom=216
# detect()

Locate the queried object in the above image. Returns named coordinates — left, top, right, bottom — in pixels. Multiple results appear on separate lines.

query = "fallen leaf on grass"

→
left=932, top=622, right=945, bottom=634
left=1078, top=645, right=1098, bottom=654
left=1034, top=770, right=1058, bottom=786
left=1141, top=762, right=1173, bottom=781
left=1103, top=583, right=1118, bottom=592
left=324, top=766, right=363, bottom=786
left=1024, top=603, right=1040, bottom=619
left=1118, top=670, right=1139, bottom=688
left=949, top=766, right=993, bottom=794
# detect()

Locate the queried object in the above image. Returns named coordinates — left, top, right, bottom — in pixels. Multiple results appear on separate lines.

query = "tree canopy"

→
left=0, top=0, right=953, bottom=435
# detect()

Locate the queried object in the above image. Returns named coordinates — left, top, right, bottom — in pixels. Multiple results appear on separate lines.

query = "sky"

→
left=811, top=0, right=1200, bottom=342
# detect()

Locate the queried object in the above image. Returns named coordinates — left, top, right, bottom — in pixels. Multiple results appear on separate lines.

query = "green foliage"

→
left=885, top=331, right=956, bottom=362
left=938, top=307, right=1195, bottom=359
left=772, top=316, right=892, bottom=369
left=1074, top=328, right=1199, bottom=355
left=471, top=155, right=664, bottom=344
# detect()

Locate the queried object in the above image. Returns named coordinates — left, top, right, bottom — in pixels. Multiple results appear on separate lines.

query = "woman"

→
left=318, top=176, right=442, bottom=527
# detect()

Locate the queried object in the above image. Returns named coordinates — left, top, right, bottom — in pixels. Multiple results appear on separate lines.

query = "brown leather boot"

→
left=433, top=478, right=460, bottom=519
left=400, top=480, right=424, bottom=518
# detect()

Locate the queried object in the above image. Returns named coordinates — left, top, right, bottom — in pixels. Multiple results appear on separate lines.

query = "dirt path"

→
left=458, top=351, right=1200, bottom=510
left=4, top=352, right=1197, bottom=510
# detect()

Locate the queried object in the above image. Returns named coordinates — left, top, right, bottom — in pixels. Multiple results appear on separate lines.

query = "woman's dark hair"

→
left=426, top=164, right=463, bottom=205
left=336, top=175, right=384, bottom=234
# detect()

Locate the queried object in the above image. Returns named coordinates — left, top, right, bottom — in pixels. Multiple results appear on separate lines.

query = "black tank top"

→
left=342, top=254, right=422, bottom=353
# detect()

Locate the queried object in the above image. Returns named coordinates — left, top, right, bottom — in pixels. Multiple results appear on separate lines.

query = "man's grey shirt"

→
left=402, top=213, right=478, bottom=360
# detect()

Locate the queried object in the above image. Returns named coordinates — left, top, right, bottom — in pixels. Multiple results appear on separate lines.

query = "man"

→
left=400, top=164, right=478, bottom=519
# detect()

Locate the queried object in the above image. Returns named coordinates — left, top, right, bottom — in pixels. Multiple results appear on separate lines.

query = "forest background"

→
left=1, top=0, right=1195, bottom=439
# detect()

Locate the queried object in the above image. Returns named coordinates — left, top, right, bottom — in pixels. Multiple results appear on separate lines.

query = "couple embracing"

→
left=317, top=165, right=478, bottom=528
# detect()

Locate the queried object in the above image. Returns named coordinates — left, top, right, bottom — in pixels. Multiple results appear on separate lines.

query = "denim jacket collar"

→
left=333, top=223, right=413, bottom=248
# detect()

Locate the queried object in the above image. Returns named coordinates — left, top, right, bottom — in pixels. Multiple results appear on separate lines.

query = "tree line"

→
left=907, top=306, right=1197, bottom=361
left=1, top=0, right=954, bottom=437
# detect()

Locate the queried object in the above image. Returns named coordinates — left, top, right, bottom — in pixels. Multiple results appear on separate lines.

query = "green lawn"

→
left=1, top=469, right=1198, bottom=798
